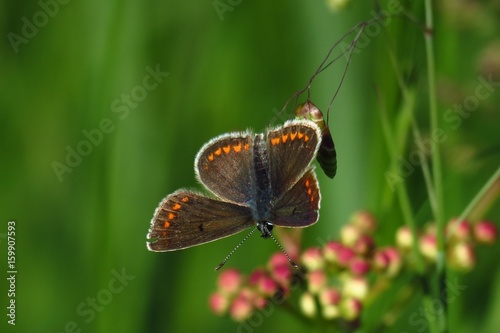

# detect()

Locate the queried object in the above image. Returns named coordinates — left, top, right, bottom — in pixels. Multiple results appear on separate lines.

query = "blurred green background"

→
left=1, top=0, right=499, bottom=332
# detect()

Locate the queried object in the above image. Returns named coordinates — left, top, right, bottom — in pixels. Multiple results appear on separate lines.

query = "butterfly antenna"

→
left=215, top=228, right=257, bottom=271
left=269, top=233, right=299, bottom=269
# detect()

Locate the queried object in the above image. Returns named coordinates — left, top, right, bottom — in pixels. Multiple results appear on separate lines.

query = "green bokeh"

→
left=1, top=1, right=499, bottom=332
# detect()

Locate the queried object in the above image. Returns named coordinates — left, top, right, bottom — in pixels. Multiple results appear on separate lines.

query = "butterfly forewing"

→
left=266, top=120, right=321, bottom=200
left=147, top=190, right=254, bottom=251
left=195, top=133, right=255, bottom=205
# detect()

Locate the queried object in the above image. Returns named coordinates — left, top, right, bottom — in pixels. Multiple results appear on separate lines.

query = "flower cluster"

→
left=209, top=211, right=386, bottom=323
left=298, top=211, right=390, bottom=321
left=399, top=218, right=498, bottom=272
left=209, top=252, right=294, bottom=322
left=209, top=211, right=498, bottom=325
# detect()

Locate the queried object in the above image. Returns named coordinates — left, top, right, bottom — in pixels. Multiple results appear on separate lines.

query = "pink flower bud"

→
left=373, top=247, right=402, bottom=277
left=299, top=292, right=317, bottom=318
left=448, top=242, right=476, bottom=271
left=349, top=257, right=371, bottom=276
left=253, top=295, right=267, bottom=309
left=337, top=246, right=356, bottom=268
left=419, top=233, right=438, bottom=261
left=322, top=304, right=341, bottom=319
left=446, top=218, right=471, bottom=242
left=270, top=263, right=292, bottom=286
left=307, top=270, right=327, bottom=294
left=350, top=210, right=377, bottom=234
left=249, top=268, right=266, bottom=285
left=257, top=275, right=279, bottom=296
left=323, top=241, right=343, bottom=264
left=341, top=224, right=362, bottom=247
left=268, top=252, right=290, bottom=269
left=209, top=292, right=229, bottom=315
left=373, top=250, right=390, bottom=272
left=384, top=247, right=402, bottom=277
left=267, top=253, right=294, bottom=291
left=218, top=269, right=243, bottom=295
left=396, top=226, right=414, bottom=251
left=343, top=276, right=368, bottom=300
left=340, top=297, right=363, bottom=321
left=319, top=287, right=341, bottom=306
left=353, top=234, right=375, bottom=256
left=230, top=295, right=253, bottom=322
left=238, top=287, right=256, bottom=302
left=301, top=247, right=325, bottom=270
left=474, top=220, right=498, bottom=245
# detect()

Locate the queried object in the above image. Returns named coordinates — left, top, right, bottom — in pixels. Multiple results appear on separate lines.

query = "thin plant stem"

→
left=377, top=90, right=425, bottom=274
left=410, top=117, right=438, bottom=220
left=382, top=25, right=439, bottom=221
left=424, top=0, right=447, bottom=332
left=377, top=33, right=442, bottom=330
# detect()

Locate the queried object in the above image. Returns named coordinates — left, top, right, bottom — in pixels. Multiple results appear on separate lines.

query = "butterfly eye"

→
left=257, top=221, right=274, bottom=239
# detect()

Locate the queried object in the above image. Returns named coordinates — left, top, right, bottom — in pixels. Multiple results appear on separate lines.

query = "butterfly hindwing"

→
left=272, top=169, right=320, bottom=227
left=147, top=190, right=254, bottom=251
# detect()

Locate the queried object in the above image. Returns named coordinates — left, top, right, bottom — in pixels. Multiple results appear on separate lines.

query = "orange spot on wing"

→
left=297, top=132, right=304, bottom=139
left=244, top=143, right=250, bottom=150
left=304, top=177, right=317, bottom=203
left=223, top=145, right=231, bottom=154
left=168, top=212, right=175, bottom=220
left=271, top=137, right=280, bottom=145
left=163, top=221, right=171, bottom=228
left=290, top=132, right=297, bottom=140
left=214, top=148, right=222, bottom=156
left=161, top=231, right=167, bottom=237
left=208, top=154, right=214, bottom=161
left=281, top=134, right=289, bottom=142
left=181, top=196, right=189, bottom=202
left=304, top=135, right=310, bottom=142
left=172, top=203, right=181, bottom=210
left=233, top=143, right=242, bottom=152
